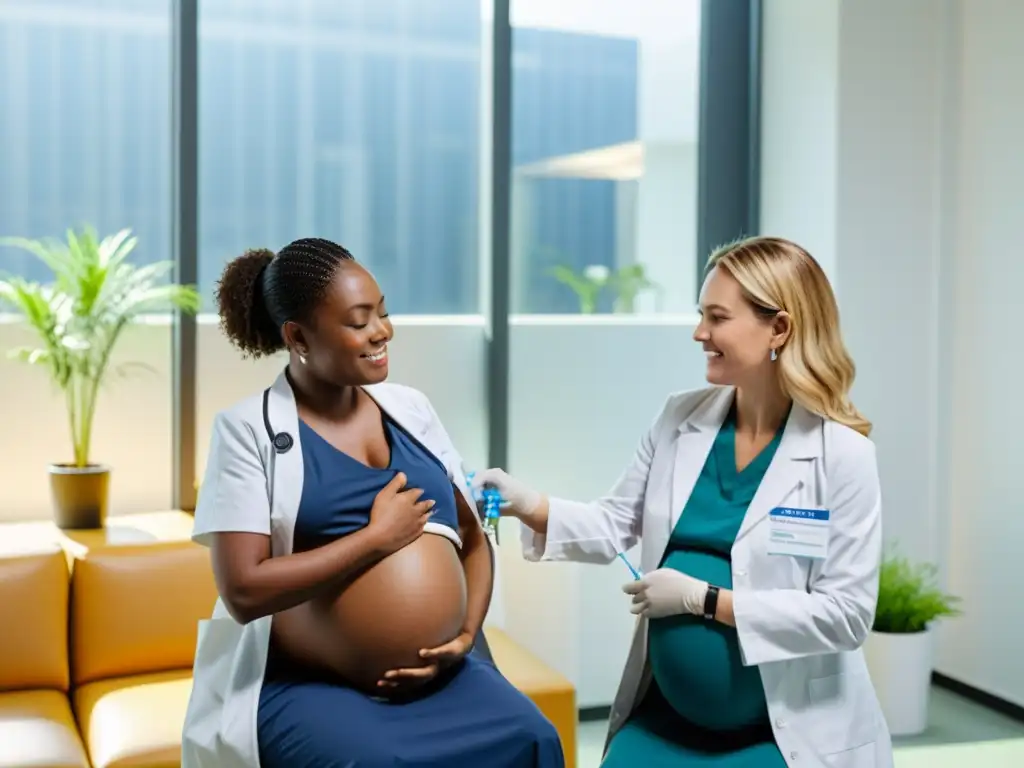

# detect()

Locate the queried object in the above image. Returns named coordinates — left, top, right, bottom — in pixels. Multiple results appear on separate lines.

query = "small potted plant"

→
left=864, top=545, right=961, bottom=736
left=0, top=227, right=200, bottom=529
left=547, top=263, right=610, bottom=314
left=547, top=262, right=660, bottom=314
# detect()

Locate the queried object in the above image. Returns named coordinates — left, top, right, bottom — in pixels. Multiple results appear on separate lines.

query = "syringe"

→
left=618, top=552, right=642, bottom=581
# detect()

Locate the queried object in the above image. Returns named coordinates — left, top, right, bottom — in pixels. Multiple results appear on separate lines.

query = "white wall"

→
left=762, top=0, right=1024, bottom=708
left=759, top=0, right=840, bottom=281
left=939, top=0, right=1024, bottom=706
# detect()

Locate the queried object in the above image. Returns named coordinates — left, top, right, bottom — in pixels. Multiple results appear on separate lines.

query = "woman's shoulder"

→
left=821, top=418, right=878, bottom=482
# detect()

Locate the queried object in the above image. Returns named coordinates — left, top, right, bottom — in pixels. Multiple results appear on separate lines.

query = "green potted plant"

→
left=608, top=263, right=659, bottom=314
left=547, top=263, right=610, bottom=314
left=547, top=262, right=660, bottom=314
left=0, top=227, right=200, bottom=529
left=864, top=545, right=961, bottom=736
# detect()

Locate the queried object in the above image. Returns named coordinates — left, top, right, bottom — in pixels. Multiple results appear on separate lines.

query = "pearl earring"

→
left=299, top=354, right=307, bottom=365
left=770, top=349, right=778, bottom=362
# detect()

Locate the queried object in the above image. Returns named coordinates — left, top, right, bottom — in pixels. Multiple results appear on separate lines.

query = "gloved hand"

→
left=471, top=468, right=545, bottom=528
left=622, top=568, right=709, bottom=619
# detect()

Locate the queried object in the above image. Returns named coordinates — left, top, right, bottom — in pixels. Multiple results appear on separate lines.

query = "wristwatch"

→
left=703, top=585, right=720, bottom=621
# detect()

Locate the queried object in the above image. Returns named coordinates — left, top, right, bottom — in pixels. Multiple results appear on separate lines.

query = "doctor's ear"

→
left=770, top=311, right=792, bottom=348
left=281, top=321, right=307, bottom=351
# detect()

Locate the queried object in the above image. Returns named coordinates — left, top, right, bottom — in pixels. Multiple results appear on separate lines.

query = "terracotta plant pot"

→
left=48, top=463, right=110, bottom=530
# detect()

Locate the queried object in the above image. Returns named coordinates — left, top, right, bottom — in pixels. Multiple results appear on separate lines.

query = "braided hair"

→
left=216, top=237, right=356, bottom=358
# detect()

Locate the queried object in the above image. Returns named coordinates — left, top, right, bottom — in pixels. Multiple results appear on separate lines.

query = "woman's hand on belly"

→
left=377, top=630, right=474, bottom=692
left=366, top=471, right=437, bottom=555
left=274, top=533, right=468, bottom=694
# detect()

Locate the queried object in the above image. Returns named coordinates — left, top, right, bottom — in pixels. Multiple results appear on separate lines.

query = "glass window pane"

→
left=0, top=0, right=171, bottom=278
left=0, top=0, right=173, bottom=520
left=198, top=0, right=487, bottom=315
left=510, top=0, right=702, bottom=315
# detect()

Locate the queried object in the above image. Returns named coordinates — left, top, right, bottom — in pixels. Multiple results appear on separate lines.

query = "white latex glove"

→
left=622, top=568, right=709, bottom=619
left=471, top=468, right=543, bottom=520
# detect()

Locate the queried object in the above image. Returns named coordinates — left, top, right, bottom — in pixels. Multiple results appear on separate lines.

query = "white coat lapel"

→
left=734, top=403, right=821, bottom=541
left=267, top=371, right=303, bottom=557
left=668, top=387, right=734, bottom=531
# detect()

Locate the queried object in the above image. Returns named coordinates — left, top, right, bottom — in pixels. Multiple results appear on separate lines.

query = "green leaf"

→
left=872, top=543, right=961, bottom=633
left=0, top=227, right=200, bottom=467
left=545, top=264, right=604, bottom=313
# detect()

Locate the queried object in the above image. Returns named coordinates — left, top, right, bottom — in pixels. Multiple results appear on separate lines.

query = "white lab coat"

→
left=180, top=370, right=503, bottom=768
left=522, top=385, right=894, bottom=768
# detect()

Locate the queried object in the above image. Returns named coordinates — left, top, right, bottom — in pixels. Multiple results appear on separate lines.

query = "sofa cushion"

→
left=0, top=550, right=70, bottom=692
left=0, top=689, right=90, bottom=768
left=70, top=541, right=217, bottom=686
left=74, top=669, right=192, bottom=768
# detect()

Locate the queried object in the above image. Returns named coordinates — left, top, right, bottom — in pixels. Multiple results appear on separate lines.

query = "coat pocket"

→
left=806, top=671, right=878, bottom=754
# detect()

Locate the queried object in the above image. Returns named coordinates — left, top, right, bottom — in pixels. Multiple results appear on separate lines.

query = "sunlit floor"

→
left=576, top=686, right=1024, bottom=767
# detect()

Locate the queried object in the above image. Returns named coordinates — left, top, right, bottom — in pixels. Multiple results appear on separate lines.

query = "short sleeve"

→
left=192, top=412, right=271, bottom=548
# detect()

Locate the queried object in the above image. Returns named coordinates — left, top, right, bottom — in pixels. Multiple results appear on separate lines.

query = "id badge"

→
left=767, top=507, right=830, bottom=559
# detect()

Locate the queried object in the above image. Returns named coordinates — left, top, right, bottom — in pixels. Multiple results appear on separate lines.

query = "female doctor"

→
left=475, top=236, right=894, bottom=767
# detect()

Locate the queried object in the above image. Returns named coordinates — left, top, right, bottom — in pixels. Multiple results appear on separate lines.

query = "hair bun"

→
left=215, top=248, right=285, bottom=358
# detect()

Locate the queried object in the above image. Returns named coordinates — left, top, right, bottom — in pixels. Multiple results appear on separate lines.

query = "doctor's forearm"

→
left=459, top=525, right=493, bottom=637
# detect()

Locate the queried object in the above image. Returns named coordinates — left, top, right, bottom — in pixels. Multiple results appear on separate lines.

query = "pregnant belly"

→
left=647, top=549, right=768, bottom=730
left=272, top=532, right=467, bottom=693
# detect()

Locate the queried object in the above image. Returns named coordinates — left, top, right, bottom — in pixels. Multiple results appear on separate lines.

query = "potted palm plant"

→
left=0, top=227, right=200, bottom=529
left=864, top=545, right=961, bottom=736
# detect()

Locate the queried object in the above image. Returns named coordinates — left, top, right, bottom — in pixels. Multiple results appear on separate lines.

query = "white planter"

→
left=864, top=628, right=934, bottom=736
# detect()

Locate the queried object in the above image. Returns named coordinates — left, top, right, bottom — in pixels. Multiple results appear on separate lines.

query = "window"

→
left=0, top=0, right=174, bottom=520
left=509, top=0, right=702, bottom=315
left=0, top=0, right=171, bottom=278
left=197, top=0, right=489, bottom=315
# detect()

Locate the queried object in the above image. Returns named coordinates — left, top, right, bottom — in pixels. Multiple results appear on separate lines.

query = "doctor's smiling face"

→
left=694, top=265, right=790, bottom=387
left=284, top=261, right=394, bottom=388
left=215, top=237, right=395, bottom=387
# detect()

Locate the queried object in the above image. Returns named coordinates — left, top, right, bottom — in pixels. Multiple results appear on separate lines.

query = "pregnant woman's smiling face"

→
left=284, top=262, right=395, bottom=387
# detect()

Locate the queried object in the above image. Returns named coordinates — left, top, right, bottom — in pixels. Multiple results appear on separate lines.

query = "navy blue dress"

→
left=257, top=413, right=564, bottom=768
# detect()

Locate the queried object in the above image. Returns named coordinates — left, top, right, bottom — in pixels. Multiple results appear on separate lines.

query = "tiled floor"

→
left=576, top=686, right=1024, bottom=767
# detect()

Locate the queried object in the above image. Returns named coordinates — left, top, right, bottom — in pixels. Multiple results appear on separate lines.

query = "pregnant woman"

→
left=181, top=238, right=563, bottom=768
left=474, top=237, right=893, bottom=767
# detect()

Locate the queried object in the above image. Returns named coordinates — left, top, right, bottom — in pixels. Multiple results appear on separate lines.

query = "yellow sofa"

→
left=0, top=513, right=577, bottom=768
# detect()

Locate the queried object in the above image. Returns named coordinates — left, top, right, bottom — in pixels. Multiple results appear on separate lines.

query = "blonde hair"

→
left=706, top=236, right=872, bottom=437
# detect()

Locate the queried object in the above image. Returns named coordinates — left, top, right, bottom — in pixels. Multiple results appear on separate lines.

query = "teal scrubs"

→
left=602, top=403, right=788, bottom=767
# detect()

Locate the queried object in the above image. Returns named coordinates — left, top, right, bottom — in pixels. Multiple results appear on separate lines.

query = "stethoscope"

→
left=262, top=388, right=294, bottom=454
